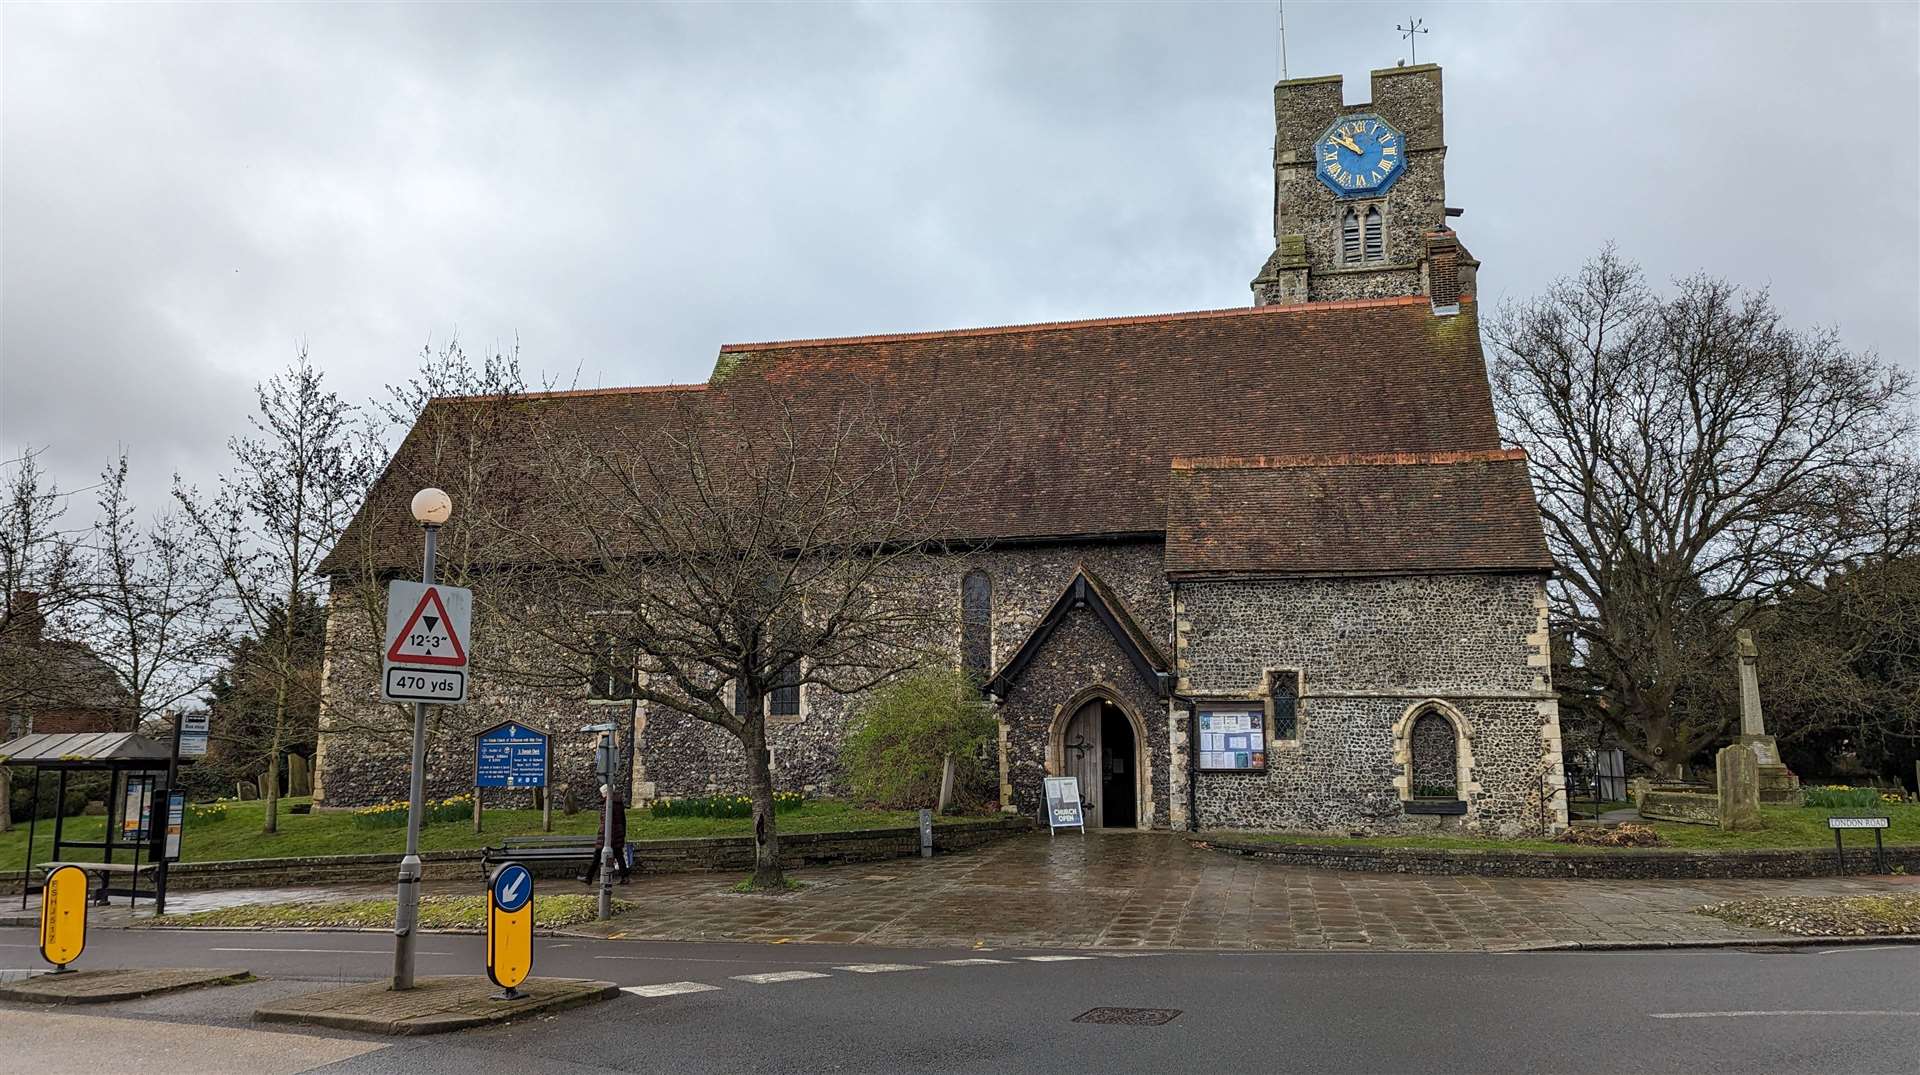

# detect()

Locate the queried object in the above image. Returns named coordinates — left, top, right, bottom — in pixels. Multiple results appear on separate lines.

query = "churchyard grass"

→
left=0, top=796, right=981, bottom=869
left=152, top=892, right=634, bottom=930
left=1214, top=802, right=1920, bottom=852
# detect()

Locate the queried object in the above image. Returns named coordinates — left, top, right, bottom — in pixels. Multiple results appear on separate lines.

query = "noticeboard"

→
left=1196, top=708, right=1267, bottom=771
left=1044, top=776, right=1084, bottom=833
left=475, top=722, right=549, bottom=789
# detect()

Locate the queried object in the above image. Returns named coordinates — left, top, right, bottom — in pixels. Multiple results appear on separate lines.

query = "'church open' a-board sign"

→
left=1044, top=776, right=1084, bottom=834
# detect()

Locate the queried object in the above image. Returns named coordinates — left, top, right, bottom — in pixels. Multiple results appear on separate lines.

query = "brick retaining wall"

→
left=1196, top=836, right=1920, bottom=879
left=0, top=817, right=1031, bottom=895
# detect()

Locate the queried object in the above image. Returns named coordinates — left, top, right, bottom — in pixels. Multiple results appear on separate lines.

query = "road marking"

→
left=935, top=958, right=1011, bottom=966
left=834, top=963, right=922, bottom=973
left=1651, top=1010, right=1920, bottom=1020
left=622, top=981, right=719, bottom=997
left=1097, top=952, right=1165, bottom=958
left=209, top=947, right=448, bottom=955
left=1021, top=955, right=1095, bottom=962
left=1816, top=945, right=1909, bottom=954
left=731, top=970, right=830, bottom=984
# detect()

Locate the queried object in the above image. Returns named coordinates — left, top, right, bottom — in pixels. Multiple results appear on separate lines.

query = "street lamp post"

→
left=393, top=487, right=451, bottom=991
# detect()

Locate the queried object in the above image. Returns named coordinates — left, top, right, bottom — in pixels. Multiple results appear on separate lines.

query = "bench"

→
left=38, top=861, right=161, bottom=905
left=480, top=835, right=601, bottom=875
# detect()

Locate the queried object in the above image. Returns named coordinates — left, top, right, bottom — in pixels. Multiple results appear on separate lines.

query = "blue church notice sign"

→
left=475, top=721, right=549, bottom=788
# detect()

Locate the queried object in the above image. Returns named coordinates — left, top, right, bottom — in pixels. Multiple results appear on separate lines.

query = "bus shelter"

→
left=2, top=730, right=188, bottom=913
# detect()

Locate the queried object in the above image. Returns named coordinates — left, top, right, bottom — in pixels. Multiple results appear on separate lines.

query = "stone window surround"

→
left=1390, top=699, right=1479, bottom=804
left=1044, top=682, right=1154, bottom=830
left=724, top=670, right=810, bottom=725
left=1261, top=667, right=1304, bottom=746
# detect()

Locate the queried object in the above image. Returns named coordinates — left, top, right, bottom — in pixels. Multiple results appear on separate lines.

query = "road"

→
left=2, top=926, right=1917, bottom=1073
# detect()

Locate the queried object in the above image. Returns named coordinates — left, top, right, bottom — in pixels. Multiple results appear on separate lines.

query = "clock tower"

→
left=1250, top=63, right=1476, bottom=311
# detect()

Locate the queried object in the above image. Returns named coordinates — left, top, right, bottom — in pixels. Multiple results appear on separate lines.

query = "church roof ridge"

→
left=715, top=294, right=1443, bottom=355
left=1171, top=448, right=1525, bottom=471
left=431, top=383, right=706, bottom=405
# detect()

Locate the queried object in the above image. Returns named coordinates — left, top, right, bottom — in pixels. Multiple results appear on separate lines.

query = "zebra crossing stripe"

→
left=731, top=970, right=831, bottom=984
left=935, top=958, right=1012, bottom=966
left=622, top=982, right=719, bottom=997
left=1021, top=955, right=1096, bottom=962
left=835, top=963, right=923, bottom=973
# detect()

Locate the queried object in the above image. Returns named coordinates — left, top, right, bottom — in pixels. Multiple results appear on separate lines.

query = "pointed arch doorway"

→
left=1055, top=694, right=1144, bottom=829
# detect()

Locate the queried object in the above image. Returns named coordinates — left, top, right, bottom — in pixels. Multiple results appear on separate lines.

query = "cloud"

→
left=3, top=1, right=1914, bottom=519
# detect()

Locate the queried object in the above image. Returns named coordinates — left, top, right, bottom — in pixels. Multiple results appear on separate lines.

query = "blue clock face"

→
left=1313, top=113, right=1407, bottom=198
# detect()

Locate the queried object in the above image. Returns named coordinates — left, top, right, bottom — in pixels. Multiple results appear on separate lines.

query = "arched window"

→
left=1340, top=207, right=1362, bottom=263
left=1362, top=206, right=1385, bottom=262
left=960, top=570, right=992, bottom=684
left=1409, top=709, right=1459, bottom=799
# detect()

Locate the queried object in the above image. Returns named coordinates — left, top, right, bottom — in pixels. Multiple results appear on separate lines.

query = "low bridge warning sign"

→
left=382, top=581, right=472, bottom=704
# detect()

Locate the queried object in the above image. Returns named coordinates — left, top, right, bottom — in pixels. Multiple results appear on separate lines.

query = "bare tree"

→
left=505, top=389, right=958, bottom=889
left=83, top=454, right=228, bottom=732
left=0, top=448, right=94, bottom=728
left=1491, top=248, right=1917, bottom=777
left=321, top=337, right=535, bottom=754
left=176, top=352, right=380, bottom=832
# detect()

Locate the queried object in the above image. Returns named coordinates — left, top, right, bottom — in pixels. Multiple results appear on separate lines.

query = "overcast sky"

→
left=4, top=1, right=1916, bottom=521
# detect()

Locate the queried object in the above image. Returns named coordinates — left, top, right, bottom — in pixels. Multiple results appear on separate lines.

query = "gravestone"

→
left=1734, top=630, right=1801, bottom=804
left=236, top=780, right=257, bottom=801
left=1715, top=744, right=1762, bottom=831
left=288, top=753, right=312, bottom=797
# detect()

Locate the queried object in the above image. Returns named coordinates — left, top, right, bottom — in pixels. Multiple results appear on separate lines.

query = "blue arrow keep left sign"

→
left=491, top=862, right=533, bottom=914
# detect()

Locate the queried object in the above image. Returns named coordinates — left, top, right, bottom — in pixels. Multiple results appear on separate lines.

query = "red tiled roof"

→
left=328, top=297, right=1520, bottom=573
left=1164, top=449, right=1553, bottom=578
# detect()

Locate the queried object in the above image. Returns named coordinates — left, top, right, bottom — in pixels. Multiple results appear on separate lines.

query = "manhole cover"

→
left=1073, top=1007, right=1182, bottom=1026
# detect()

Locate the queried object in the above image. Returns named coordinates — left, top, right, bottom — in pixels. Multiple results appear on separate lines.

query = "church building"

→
left=315, top=64, right=1569, bottom=836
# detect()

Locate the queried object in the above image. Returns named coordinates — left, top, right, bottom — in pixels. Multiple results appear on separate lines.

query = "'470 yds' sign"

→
left=382, top=581, right=473, bottom=704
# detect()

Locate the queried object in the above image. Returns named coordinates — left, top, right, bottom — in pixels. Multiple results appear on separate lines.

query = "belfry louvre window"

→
left=1362, top=206, right=1384, bottom=261
left=961, top=570, right=993, bottom=685
left=1340, top=208, right=1363, bottom=263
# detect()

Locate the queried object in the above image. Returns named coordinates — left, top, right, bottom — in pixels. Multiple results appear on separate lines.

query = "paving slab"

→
left=253, top=974, right=617, bottom=1035
left=0, top=966, right=251, bottom=1004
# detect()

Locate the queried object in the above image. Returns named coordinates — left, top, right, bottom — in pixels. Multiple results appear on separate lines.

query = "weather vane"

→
left=1397, top=15, right=1428, bottom=65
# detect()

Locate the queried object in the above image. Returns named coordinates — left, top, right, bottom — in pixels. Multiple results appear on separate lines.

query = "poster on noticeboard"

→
left=1196, top=708, right=1267, bottom=771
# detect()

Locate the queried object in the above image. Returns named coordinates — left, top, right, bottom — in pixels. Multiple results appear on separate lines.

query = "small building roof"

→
left=0, top=730, right=176, bottom=769
left=1164, top=449, right=1554, bottom=579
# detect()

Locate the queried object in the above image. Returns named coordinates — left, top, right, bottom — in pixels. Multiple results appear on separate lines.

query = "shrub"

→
left=842, top=666, right=996, bottom=810
left=1553, top=822, right=1666, bottom=847
left=1803, top=785, right=1883, bottom=809
left=648, top=792, right=803, bottom=819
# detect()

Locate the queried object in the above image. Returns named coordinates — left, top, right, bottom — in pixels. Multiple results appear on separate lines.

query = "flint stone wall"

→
left=638, top=540, right=1167, bottom=802
left=314, top=541, right=1166, bottom=809
left=1179, top=572, right=1562, bottom=836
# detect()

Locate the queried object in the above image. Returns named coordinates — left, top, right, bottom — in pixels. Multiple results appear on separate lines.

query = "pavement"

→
left=1, top=926, right=1916, bottom=1072
left=16, top=831, right=1919, bottom=951
left=568, top=831, right=1918, bottom=951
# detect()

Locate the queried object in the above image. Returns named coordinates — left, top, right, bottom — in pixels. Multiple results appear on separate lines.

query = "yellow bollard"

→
left=39, top=864, right=87, bottom=972
left=485, top=862, right=533, bottom=1000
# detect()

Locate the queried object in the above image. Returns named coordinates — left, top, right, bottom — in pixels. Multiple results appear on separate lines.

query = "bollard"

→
left=919, top=808, right=933, bottom=859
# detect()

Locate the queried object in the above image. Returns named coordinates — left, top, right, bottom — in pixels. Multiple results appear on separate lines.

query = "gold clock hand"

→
left=1330, top=132, right=1362, bottom=154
